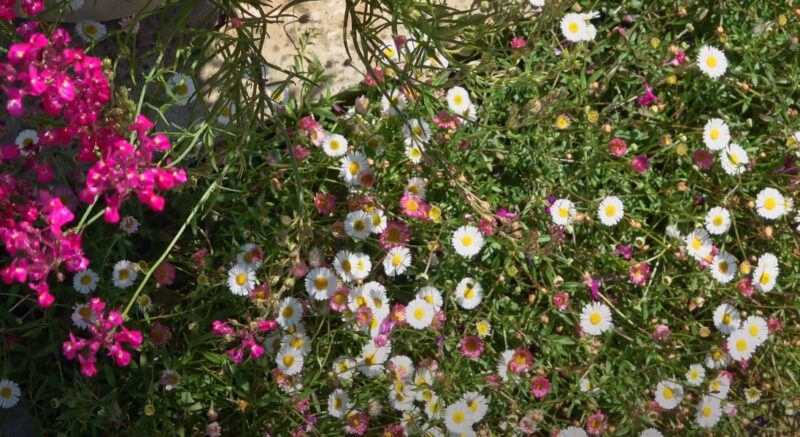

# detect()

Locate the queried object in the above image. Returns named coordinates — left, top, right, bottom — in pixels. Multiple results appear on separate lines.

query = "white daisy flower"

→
left=369, top=209, right=388, bottom=234
left=710, top=251, right=737, bottom=284
left=579, top=377, right=594, bottom=393
left=654, top=380, right=684, bottom=410
left=423, top=393, right=443, bottom=419
left=741, top=315, right=768, bottom=346
left=405, top=298, right=435, bottom=329
left=640, top=429, right=664, bottom=437
left=702, top=118, right=730, bottom=151
left=685, top=363, right=706, bottom=386
left=70, top=303, right=97, bottom=329
left=744, top=387, right=762, bottom=404
left=443, top=400, right=474, bottom=433
left=0, top=379, right=21, bottom=409
left=277, top=296, right=303, bottom=328
left=708, top=375, right=731, bottom=399
left=389, top=381, right=416, bottom=412
left=451, top=225, right=484, bottom=258
left=366, top=284, right=391, bottom=320
left=266, top=85, right=290, bottom=109
left=727, top=329, right=756, bottom=361
left=712, top=303, right=741, bottom=335
left=704, top=349, right=730, bottom=369
left=217, top=103, right=235, bottom=125
left=236, top=243, right=264, bottom=268
left=76, top=20, right=107, bottom=42
left=227, top=263, right=256, bottom=296
left=263, top=332, right=282, bottom=356
left=119, top=216, right=140, bottom=234
left=579, top=302, right=613, bottom=336
left=560, top=13, right=589, bottom=42
left=704, top=207, right=731, bottom=235
left=559, top=426, right=589, bottom=437
left=112, top=260, right=137, bottom=289
left=753, top=257, right=779, bottom=293
left=351, top=253, right=372, bottom=280
left=328, top=389, right=350, bottom=418
left=333, top=250, right=357, bottom=282
left=755, top=187, right=787, bottom=220
left=406, top=177, right=427, bottom=199
left=332, top=356, right=357, bottom=381
left=276, top=347, right=304, bottom=375
left=697, top=45, right=728, bottom=79
left=461, top=392, right=488, bottom=422
left=14, top=129, right=38, bottom=156
left=405, top=144, right=424, bottom=164
left=597, top=196, right=624, bottom=226
left=340, top=151, right=369, bottom=185
left=380, top=39, right=400, bottom=63
left=446, top=86, right=472, bottom=114
left=529, top=0, right=545, bottom=7
left=304, top=267, right=337, bottom=301
left=388, top=355, right=415, bottom=381
left=281, top=332, right=311, bottom=356
left=550, top=198, right=576, bottom=226
left=358, top=340, right=391, bottom=378
left=322, top=133, right=348, bottom=157
left=720, top=143, right=748, bottom=175
left=383, top=246, right=412, bottom=277
left=695, top=395, right=723, bottom=428
left=344, top=210, right=373, bottom=240
left=416, top=286, right=444, bottom=310
left=381, top=89, right=408, bottom=116
left=72, top=269, right=99, bottom=294
left=684, top=228, right=712, bottom=260
left=166, top=73, right=195, bottom=106
left=455, top=277, right=483, bottom=310
left=402, top=118, right=432, bottom=148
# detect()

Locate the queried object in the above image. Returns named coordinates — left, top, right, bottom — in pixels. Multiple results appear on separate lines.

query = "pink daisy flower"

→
left=459, top=335, right=484, bottom=359
left=400, top=193, right=428, bottom=219
left=585, top=411, right=608, bottom=435
left=379, top=221, right=410, bottom=249
left=345, top=411, right=368, bottom=435
left=629, top=262, right=651, bottom=286
left=329, top=287, right=349, bottom=312
left=530, top=376, right=551, bottom=400
left=314, top=192, right=336, bottom=215
left=552, top=292, right=570, bottom=311
left=509, top=347, right=534, bottom=374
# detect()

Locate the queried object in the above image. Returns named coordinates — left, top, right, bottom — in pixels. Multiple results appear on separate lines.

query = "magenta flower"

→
left=379, top=221, right=410, bottom=249
left=552, top=292, right=570, bottom=311
left=530, top=376, right=551, bottom=399
left=313, top=192, right=336, bottom=215
left=150, top=322, right=172, bottom=346
left=608, top=138, right=628, bottom=157
left=510, top=37, right=527, bottom=49
left=509, top=348, right=534, bottom=374
left=585, top=411, right=608, bottom=435
left=629, top=262, right=651, bottom=286
left=652, top=324, right=671, bottom=342
left=615, top=244, right=633, bottom=260
left=631, top=155, right=650, bottom=174
left=478, top=217, right=496, bottom=236
left=154, top=261, right=176, bottom=286
left=459, top=335, right=485, bottom=359
left=345, top=411, right=368, bottom=435
left=693, top=149, right=714, bottom=170
left=637, top=82, right=661, bottom=106
left=400, top=193, right=429, bottom=219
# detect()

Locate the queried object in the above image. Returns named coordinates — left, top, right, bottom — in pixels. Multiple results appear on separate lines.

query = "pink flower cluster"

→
left=211, top=319, right=278, bottom=364
left=0, top=0, right=43, bottom=20
left=62, top=297, right=143, bottom=377
left=0, top=20, right=186, bottom=306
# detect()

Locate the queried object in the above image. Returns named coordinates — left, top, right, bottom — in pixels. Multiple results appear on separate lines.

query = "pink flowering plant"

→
left=2, top=0, right=800, bottom=436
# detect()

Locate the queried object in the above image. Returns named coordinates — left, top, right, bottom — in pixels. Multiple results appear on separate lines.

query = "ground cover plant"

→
left=2, top=0, right=800, bottom=435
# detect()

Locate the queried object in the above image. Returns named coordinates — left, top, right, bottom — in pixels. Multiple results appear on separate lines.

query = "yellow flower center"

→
left=282, top=355, right=295, bottom=367
left=356, top=296, right=367, bottom=307
left=736, top=339, right=748, bottom=352
left=364, top=354, right=376, bottom=365
left=85, top=24, right=97, bottom=35
left=329, top=140, right=341, bottom=151
left=706, top=56, right=717, bottom=68
left=290, top=338, right=303, bottom=349
left=282, top=306, right=294, bottom=318
left=80, top=275, right=92, bottom=285
left=558, top=206, right=569, bottom=218
left=712, top=215, right=724, bottom=226
left=23, top=138, right=33, bottom=146
left=174, top=83, right=188, bottom=96
left=353, top=220, right=366, bottom=232
left=710, top=128, right=720, bottom=140
left=410, top=148, right=422, bottom=159
left=663, top=387, right=674, bottom=400
left=235, top=273, right=247, bottom=286
left=759, top=271, right=770, bottom=285
left=78, top=307, right=92, bottom=318
left=0, top=388, right=10, bottom=399
left=413, top=125, right=423, bottom=137
left=604, top=204, right=616, bottom=217
left=461, top=235, right=473, bottom=247
left=691, top=237, right=702, bottom=250
left=314, top=277, right=328, bottom=290
left=371, top=215, right=382, bottom=227
left=391, top=254, right=403, bottom=267
left=464, top=287, right=475, bottom=300
left=348, top=162, right=360, bottom=176
left=589, top=312, right=602, bottom=325
left=712, top=350, right=722, bottom=361
left=334, top=293, right=346, bottom=305
left=764, top=197, right=777, bottom=210
left=718, top=261, right=729, bottom=273
left=568, top=22, right=579, bottom=34
left=423, top=295, right=433, bottom=304
left=384, top=47, right=395, bottom=58
left=118, top=269, right=129, bottom=281
left=722, top=314, right=732, bottom=325
left=413, top=307, right=426, bottom=320
left=341, top=259, right=352, bottom=272
left=406, top=199, right=419, bottom=212
left=453, top=94, right=464, bottom=106
left=702, top=405, right=713, bottom=417
left=749, top=325, right=759, bottom=337
left=334, top=398, right=342, bottom=409
left=690, top=370, right=698, bottom=380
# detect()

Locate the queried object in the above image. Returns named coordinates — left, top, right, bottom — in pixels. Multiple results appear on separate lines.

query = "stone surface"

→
left=17, top=0, right=166, bottom=22
left=199, top=0, right=476, bottom=108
